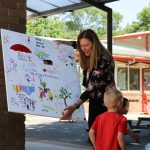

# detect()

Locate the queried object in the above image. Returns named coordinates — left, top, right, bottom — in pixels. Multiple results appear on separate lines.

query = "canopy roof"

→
left=27, top=0, right=118, bottom=20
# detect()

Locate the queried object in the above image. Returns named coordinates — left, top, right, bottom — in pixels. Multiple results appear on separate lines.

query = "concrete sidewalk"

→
left=25, top=115, right=92, bottom=150
left=26, top=139, right=91, bottom=150
left=25, top=112, right=150, bottom=150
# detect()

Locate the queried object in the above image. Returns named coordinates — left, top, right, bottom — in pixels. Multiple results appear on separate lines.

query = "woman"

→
left=60, top=29, right=116, bottom=129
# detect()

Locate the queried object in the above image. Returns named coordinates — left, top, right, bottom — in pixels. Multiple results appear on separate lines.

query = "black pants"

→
left=88, top=100, right=107, bottom=129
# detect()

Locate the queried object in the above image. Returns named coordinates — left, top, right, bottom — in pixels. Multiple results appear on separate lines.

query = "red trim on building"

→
left=113, top=55, right=150, bottom=63
left=113, top=32, right=150, bottom=40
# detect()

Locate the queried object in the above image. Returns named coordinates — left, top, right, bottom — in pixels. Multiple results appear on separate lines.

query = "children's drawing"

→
left=34, top=49, right=49, bottom=60
left=38, top=81, right=53, bottom=100
left=0, top=29, right=85, bottom=120
left=13, top=85, right=35, bottom=95
left=10, top=44, right=32, bottom=53
left=43, top=59, right=53, bottom=65
left=59, top=87, right=71, bottom=107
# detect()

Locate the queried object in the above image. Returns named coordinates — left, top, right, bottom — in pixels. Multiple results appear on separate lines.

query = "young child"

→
left=121, top=98, right=140, bottom=142
left=89, top=89, right=127, bottom=150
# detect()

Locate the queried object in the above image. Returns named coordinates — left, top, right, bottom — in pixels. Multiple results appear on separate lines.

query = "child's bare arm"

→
left=118, top=132, right=126, bottom=150
left=89, top=129, right=96, bottom=149
left=128, top=130, right=139, bottom=139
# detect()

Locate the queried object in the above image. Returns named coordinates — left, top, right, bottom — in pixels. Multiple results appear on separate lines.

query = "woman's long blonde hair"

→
left=77, top=29, right=112, bottom=71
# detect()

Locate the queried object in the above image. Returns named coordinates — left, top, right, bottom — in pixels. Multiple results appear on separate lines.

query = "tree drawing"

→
left=41, top=82, right=46, bottom=91
left=59, top=87, right=71, bottom=107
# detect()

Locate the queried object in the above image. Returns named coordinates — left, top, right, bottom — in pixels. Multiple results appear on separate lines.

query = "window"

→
left=144, top=69, right=150, bottom=91
left=117, top=67, right=128, bottom=90
left=144, top=78, right=147, bottom=83
left=117, top=66, right=140, bottom=91
left=129, top=68, right=140, bottom=90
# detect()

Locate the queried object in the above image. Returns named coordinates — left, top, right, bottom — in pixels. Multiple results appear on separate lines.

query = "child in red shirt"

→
left=121, top=98, right=139, bottom=142
left=89, top=89, right=127, bottom=150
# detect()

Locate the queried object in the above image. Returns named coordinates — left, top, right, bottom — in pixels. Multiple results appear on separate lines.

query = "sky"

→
left=106, top=0, right=149, bottom=27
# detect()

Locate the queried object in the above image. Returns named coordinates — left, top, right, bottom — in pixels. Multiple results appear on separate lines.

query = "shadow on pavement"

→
left=25, top=115, right=150, bottom=150
left=26, top=120, right=91, bottom=146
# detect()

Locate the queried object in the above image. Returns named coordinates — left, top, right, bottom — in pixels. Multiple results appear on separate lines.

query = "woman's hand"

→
left=54, top=40, right=64, bottom=45
left=55, top=40, right=73, bottom=46
left=60, top=105, right=76, bottom=120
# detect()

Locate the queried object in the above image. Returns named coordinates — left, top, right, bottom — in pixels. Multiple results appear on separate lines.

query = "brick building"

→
left=0, top=0, right=26, bottom=149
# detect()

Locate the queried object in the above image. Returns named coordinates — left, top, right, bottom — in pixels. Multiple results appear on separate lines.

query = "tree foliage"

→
left=123, top=5, right=150, bottom=33
left=26, top=17, right=66, bottom=38
left=26, top=5, right=149, bottom=39
left=63, top=7, right=123, bottom=37
left=137, top=6, right=150, bottom=31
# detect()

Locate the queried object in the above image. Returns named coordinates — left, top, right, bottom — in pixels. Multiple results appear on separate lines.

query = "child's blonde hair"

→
left=104, top=88, right=123, bottom=109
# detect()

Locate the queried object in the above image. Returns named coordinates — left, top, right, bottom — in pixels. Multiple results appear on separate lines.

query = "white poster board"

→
left=1, top=29, right=85, bottom=120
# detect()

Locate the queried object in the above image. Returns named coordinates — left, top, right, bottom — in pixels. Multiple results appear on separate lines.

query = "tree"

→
left=112, top=12, right=123, bottom=36
left=123, top=5, right=150, bottom=33
left=123, top=22, right=140, bottom=34
left=62, top=7, right=123, bottom=37
left=64, top=7, right=103, bottom=32
left=26, top=17, right=66, bottom=38
left=59, top=87, right=71, bottom=107
left=137, top=6, right=150, bottom=31
left=96, top=11, right=123, bottom=36
left=27, top=7, right=123, bottom=39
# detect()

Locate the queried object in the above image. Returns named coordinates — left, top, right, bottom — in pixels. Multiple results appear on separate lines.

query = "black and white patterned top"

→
left=80, top=55, right=116, bottom=103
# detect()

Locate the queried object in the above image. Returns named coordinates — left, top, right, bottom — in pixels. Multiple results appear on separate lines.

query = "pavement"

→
left=26, top=140, right=90, bottom=150
left=25, top=112, right=150, bottom=150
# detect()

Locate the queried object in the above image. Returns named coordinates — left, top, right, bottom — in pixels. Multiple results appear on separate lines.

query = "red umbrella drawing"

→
left=10, top=44, right=31, bottom=53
